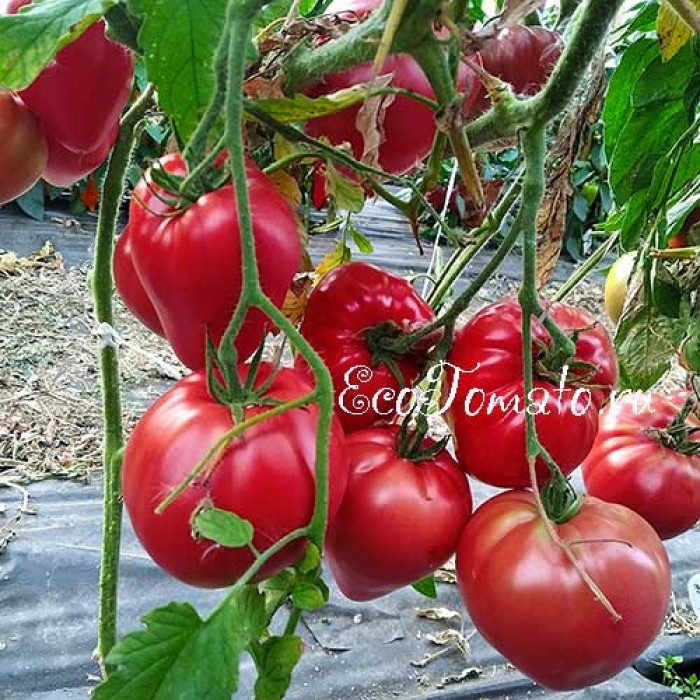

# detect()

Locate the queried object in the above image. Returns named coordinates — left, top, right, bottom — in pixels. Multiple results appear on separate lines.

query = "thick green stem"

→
left=94, top=86, right=154, bottom=673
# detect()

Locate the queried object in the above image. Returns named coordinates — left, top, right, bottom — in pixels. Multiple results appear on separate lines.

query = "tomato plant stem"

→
left=93, top=85, right=154, bottom=674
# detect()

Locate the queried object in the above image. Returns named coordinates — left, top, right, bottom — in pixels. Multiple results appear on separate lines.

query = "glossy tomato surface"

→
left=444, top=298, right=618, bottom=488
left=115, top=154, right=302, bottom=369
left=472, top=25, right=562, bottom=113
left=326, top=426, right=472, bottom=600
left=297, top=262, right=435, bottom=432
left=457, top=490, right=671, bottom=690
left=41, top=124, right=118, bottom=187
left=0, top=92, right=46, bottom=205
left=10, top=0, right=134, bottom=155
left=304, top=0, right=480, bottom=175
left=122, top=366, right=349, bottom=588
left=582, top=393, right=700, bottom=539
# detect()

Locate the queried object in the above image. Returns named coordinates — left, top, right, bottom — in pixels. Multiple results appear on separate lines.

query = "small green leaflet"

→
left=94, top=587, right=267, bottom=699
left=193, top=505, right=254, bottom=548
left=251, top=85, right=370, bottom=122
left=295, top=543, right=321, bottom=575
left=290, top=581, right=327, bottom=610
left=252, top=636, right=304, bottom=700
left=348, top=223, right=374, bottom=253
left=326, top=163, right=365, bottom=213
left=127, top=0, right=228, bottom=140
left=0, top=0, right=114, bottom=89
left=412, top=575, right=438, bottom=599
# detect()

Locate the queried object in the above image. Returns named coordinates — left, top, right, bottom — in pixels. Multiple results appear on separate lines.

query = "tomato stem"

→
left=93, top=85, right=154, bottom=675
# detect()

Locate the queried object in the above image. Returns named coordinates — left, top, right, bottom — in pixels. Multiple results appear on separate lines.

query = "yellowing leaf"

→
left=0, top=241, right=63, bottom=276
left=314, top=241, right=352, bottom=281
left=251, top=85, right=371, bottom=122
left=281, top=275, right=314, bottom=326
left=269, top=169, right=302, bottom=212
left=657, top=0, right=699, bottom=61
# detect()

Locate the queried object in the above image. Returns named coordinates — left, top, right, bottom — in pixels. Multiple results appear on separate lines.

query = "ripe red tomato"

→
left=41, top=123, right=118, bottom=187
left=443, top=298, right=618, bottom=488
left=304, top=0, right=481, bottom=175
left=582, top=393, right=700, bottom=540
left=114, top=154, right=302, bottom=369
left=10, top=0, right=134, bottom=155
left=471, top=25, right=562, bottom=113
left=326, top=425, right=472, bottom=600
left=456, top=490, right=671, bottom=690
left=122, top=366, right=349, bottom=588
left=296, top=262, right=436, bottom=432
left=668, top=205, right=700, bottom=248
left=0, top=92, right=46, bottom=205
left=113, top=225, right=164, bottom=336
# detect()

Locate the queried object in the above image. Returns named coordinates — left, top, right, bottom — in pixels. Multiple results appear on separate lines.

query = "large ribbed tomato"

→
left=456, top=490, right=670, bottom=690
left=471, top=25, right=562, bottom=113
left=443, top=298, right=618, bottom=488
left=0, top=92, right=46, bottom=204
left=122, top=366, right=349, bottom=588
left=582, top=393, right=700, bottom=540
left=114, top=154, right=302, bottom=369
left=296, top=262, right=436, bottom=432
left=326, top=425, right=472, bottom=601
left=303, top=0, right=481, bottom=175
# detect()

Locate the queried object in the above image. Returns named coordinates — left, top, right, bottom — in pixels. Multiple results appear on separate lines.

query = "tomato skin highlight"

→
left=114, top=154, right=302, bottom=369
left=326, top=425, right=472, bottom=601
left=122, top=367, right=349, bottom=588
left=582, top=393, right=700, bottom=540
left=456, top=490, right=671, bottom=690
left=444, top=298, right=617, bottom=488
left=0, top=92, right=47, bottom=205
left=297, top=262, right=435, bottom=432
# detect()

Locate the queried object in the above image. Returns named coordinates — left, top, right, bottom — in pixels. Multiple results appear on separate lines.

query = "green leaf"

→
left=326, top=163, right=365, bottom=213
left=411, top=575, right=437, bottom=599
left=295, top=543, right=321, bottom=575
left=253, top=636, right=303, bottom=700
left=349, top=223, right=374, bottom=253
left=127, top=0, right=227, bottom=140
left=251, top=85, right=370, bottom=122
left=193, top=505, right=254, bottom=548
left=0, top=0, right=115, bottom=89
left=264, top=570, right=295, bottom=617
left=290, top=581, right=327, bottom=610
left=14, top=182, right=45, bottom=221
left=602, top=38, right=659, bottom=162
left=616, top=302, right=685, bottom=390
left=105, top=1, right=142, bottom=52
left=95, top=588, right=267, bottom=699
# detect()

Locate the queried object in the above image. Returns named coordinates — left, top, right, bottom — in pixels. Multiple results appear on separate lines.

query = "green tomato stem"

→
left=94, top=85, right=154, bottom=674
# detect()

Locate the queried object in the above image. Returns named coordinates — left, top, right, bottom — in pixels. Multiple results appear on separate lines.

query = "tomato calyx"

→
left=645, top=392, right=700, bottom=456
left=539, top=470, right=582, bottom=524
left=394, top=412, right=449, bottom=463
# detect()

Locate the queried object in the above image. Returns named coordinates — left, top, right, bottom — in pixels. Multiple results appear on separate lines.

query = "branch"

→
left=465, top=0, right=625, bottom=147
left=283, top=0, right=443, bottom=92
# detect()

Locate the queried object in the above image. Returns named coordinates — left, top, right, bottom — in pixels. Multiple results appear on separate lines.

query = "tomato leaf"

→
left=657, top=0, right=700, bottom=62
left=295, top=542, right=321, bottom=574
left=251, top=85, right=370, bottom=122
left=193, top=505, right=254, bottom=548
left=411, top=575, right=438, bottom=599
left=349, top=223, right=374, bottom=253
left=94, top=588, right=266, bottom=699
left=0, top=0, right=114, bottom=89
left=314, top=240, right=352, bottom=280
left=290, top=581, right=327, bottom=610
left=127, top=0, right=228, bottom=140
left=326, top=163, right=365, bottom=213
left=602, top=38, right=658, bottom=163
left=252, top=635, right=304, bottom=700
left=105, top=1, right=142, bottom=52
left=14, top=182, right=45, bottom=221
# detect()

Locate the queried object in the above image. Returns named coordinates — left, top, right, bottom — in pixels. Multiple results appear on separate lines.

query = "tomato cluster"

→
left=0, top=2, right=134, bottom=203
